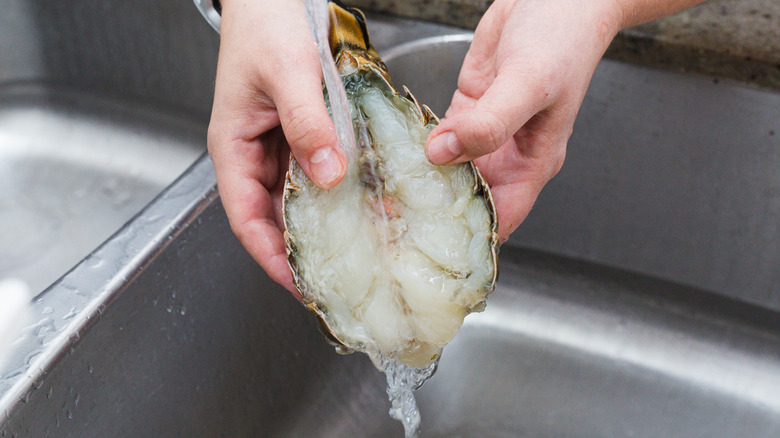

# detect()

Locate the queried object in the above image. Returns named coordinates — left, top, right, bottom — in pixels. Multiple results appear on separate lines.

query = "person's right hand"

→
left=207, top=0, right=347, bottom=298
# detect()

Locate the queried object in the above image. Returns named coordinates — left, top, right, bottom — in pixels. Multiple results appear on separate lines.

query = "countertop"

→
left=351, top=0, right=780, bottom=90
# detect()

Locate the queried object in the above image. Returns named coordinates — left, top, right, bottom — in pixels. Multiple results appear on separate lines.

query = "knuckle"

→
left=521, top=131, right=567, bottom=183
left=283, top=104, right=325, bottom=154
left=230, top=218, right=254, bottom=249
left=476, top=110, right=510, bottom=152
left=229, top=220, right=245, bottom=243
left=534, top=137, right=567, bottom=181
left=549, top=146, right=567, bottom=177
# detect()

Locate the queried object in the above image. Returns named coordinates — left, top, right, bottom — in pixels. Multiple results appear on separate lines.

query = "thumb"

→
left=426, top=72, right=551, bottom=165
left=271, top=67, right=347, bottom=190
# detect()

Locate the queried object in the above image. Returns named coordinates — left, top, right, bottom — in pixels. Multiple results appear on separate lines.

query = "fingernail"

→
left=309, top=147, right=343, bottom=186
left=426, top=131, right=462, bottom=164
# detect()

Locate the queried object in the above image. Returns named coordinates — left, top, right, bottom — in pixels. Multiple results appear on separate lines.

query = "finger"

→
left=235, top=210, right=299, bottom=298
left=261, top=15, right=347, bottom=191
left=474, top=126, right=569, bottom=242
left=490, top=180, right=543, bottom=243
left=270, top=70, right=347, bottom=190
left=453, top=0, right=508, bottom=100
left=474, top=150, right=553, bottom=243
left=220, top=0, right=347, bottom=190
left=426, top=69, right=553, bottom=165
left=209, top=136, right=300, bottom=298
left=226, top=180, right=299, bottom=297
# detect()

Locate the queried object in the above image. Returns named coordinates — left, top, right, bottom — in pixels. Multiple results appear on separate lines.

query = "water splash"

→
left=378, top=356, right=437, bottom=438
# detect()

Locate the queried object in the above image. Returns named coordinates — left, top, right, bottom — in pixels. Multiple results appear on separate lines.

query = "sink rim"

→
left=0, top=152, right=218, bottom=423
left=380, top=33, right=474, bottom=61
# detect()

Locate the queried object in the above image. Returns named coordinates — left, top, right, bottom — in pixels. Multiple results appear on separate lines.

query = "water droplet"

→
left=85, top=255, right=103, bottom=268
left=24, top=349, right=42, bottom=365
left=33, top=317, right=56, bottom=337
left=62, top=306, right=78, bottom=320
left=65, top=409, right=72, bottom=420
left=41, top=307, right=54, bottom=315
left=47, top=387, right=53, bottom=399
left=2, top=368, right=23, bottom=380
left=73, top=394, right=80, bottom=406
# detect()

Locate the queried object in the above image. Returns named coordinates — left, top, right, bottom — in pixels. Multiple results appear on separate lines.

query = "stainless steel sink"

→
left=0, top=0, right=219, bottom=295
left=0, top=85, right=204, bottom=294
left=1, top=4, right=779, bottom=437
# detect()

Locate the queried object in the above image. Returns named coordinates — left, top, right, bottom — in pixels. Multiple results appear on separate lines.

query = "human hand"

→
left=425, top=0, right=704, bottom=242
left=424, top=0, right=622, bottom=243
left=208, top=0, right=347, bottom=298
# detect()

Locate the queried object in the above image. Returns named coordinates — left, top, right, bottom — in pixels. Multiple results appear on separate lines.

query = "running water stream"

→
left=304, top=0, right=357, bottom=163
left=303, top=1, right=435, bottom=436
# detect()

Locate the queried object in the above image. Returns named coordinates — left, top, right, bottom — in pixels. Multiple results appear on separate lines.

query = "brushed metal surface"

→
left=1, top=6, right=779, bottom=437
left=0, top=85, right=204, bottom=294
left=3, top=196, right=779, bottom=436
left=0, top=0, right=220, bottom=114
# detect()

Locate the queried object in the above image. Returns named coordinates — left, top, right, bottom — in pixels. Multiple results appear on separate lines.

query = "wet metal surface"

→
left=0, top=86, right=204, bottom=293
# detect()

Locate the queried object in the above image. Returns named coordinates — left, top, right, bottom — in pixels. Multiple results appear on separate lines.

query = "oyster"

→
left=283, top=2, right=498, bottom=369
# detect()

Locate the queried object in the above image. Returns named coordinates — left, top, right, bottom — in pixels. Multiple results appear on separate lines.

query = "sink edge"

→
left=0, top=154, right=218, bottom=422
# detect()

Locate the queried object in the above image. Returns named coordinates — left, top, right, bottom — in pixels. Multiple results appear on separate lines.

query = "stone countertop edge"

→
left=350, top=0, right=780, bottom=91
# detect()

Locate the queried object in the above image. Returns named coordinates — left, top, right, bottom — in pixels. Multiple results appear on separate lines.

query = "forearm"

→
left=615, top=0, right=708, bottom=29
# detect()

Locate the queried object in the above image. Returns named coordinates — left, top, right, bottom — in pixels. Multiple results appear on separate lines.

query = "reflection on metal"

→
left=0, top=87, right=204, bottom=294
left=192, top=0, right=221, bottom=33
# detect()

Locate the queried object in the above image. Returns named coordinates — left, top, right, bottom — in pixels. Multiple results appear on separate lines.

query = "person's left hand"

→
left=424, top=0, right=622, bottom=242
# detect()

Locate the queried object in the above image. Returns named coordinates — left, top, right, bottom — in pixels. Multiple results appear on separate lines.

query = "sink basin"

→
left=1, top=6, right=779, bottom=438
left=0, top=0, right=220, bottom=295
left=0, top=86, right=204, bottom=294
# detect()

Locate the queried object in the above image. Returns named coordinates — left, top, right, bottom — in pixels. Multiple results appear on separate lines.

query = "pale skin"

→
left=208, top=0, right=706, bottom=298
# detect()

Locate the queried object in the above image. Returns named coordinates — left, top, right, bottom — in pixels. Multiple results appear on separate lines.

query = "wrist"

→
left=581, top=0, right=625, bottom=56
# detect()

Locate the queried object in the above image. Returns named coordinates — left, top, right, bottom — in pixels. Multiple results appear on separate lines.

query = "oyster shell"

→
left=283, top=2, right=498, bottom=368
